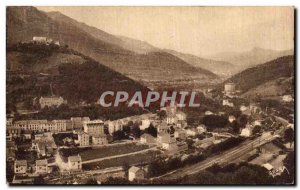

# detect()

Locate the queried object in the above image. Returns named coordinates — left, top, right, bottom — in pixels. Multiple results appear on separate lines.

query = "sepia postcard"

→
left=6, top=6, right=295, bottom=185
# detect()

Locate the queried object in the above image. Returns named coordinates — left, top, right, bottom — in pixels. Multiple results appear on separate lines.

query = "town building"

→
left=83, top=120, right=105, bottom=136
left=32, top=136, right=57, bottom=157
left=13, top=119, right=68, bottom=133
left=166, top=113, right=177, bottom=125
left=224, top=82, right=236, bottom=97
left=76, top=132, right=90, bottom=146
left=92, top=134, right=108, bottom=145
left=71, top=117, right=90, bottom=131
left=240, top=124, right=253, bottom=137
left=128, top=166, right=145, bottom=181
left=32, top=36, right=47, bottom=43
left=52, top=120, right=68, bottom=132
left=68, top=155, right=82, bottom=172
left=35, top=159, right=48, bottom=174
left=14, top=160, right=27, bottom=174
left=6, top=126, right=21, bottom=140
left=39, top=96, right=65, bottom=109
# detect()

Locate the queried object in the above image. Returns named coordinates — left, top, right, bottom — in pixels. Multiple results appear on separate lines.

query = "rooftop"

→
left=36, top=159, right=48, bottom=166
left=15, top=160, right=27, bottom=166
left=129, top=166, right=143, bottom=173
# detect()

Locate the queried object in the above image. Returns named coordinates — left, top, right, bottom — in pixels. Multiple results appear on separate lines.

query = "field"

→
left=59, top=143, right=150, bottom=162
left=82, top=150, right=161, bottom=170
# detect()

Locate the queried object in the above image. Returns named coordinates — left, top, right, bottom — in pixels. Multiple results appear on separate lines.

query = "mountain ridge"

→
left=7, top=6, right=218, bottom=89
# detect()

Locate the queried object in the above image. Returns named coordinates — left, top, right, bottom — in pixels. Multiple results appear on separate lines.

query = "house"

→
left=253, top=120, right=262, bottom=126
left=128, top=166, right=145, bottom=181
left=33, top=36, right=47, bottom=43
left=140, top=119, right=151, bottom=130
left=240, top=105, right=248, bottom=112
left=196, top=124, right=207, bottom=134
left=240, top=105, right=251, bottom=116
left=224, top=82, right=236, bottom=96
left=92, top=134, right=108, bottom=145
left=282, top=95, right=293, bottom=102
left=228, top=115, right=236, bottom=123
left=205, top=111, right=214, bottom=115
left=140, top=134, right=156, bottom=144
left=39, top=96, right=65, bottom=109
left=54, top=41, right=60, bottom=46
left=68, top=155, right=82, bottom=172
left=83, top=120, right=105, bottom=136
left=186, top=128, right=198, bottom=137
left=35, top=159, right=48, bottom=174
left=6, top=126, right=21, bottom=139
left=240, top=125, right=253, bottom=137
left=223, top=99, right=234, bottom=107
left=14, top=160, right=27, bottom=174
left=76, top=132, right=90, bottom=146
left=174, top=129, right=187, bottom=140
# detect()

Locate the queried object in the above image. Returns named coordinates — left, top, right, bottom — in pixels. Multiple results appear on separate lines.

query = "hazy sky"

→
left=37, top=6, right=294, bottom=56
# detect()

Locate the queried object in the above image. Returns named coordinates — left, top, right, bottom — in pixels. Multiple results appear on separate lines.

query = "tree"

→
left=157, top=110, right=166, bottom=119
left=252, top=125, right=261, bottom=134
left=144, top=124, right=157, bottom=137
left=131, top=124, right=141, bottom=138
left=112, top=130, right=126, bottom=141
left=284, top=128, right=294, bottom=148
left=202, top=115, right=228, bottom=130
left=237, top=114, right=248, bottom=128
